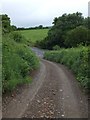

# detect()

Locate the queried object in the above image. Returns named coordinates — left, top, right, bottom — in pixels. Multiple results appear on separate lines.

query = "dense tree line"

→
left=37, top=12, right=90, bottom=49
left=17, top=25, right=51, bottom=30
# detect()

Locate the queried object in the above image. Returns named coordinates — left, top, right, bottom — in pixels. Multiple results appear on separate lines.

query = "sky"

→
left=0, top=0, right=89, bottom=27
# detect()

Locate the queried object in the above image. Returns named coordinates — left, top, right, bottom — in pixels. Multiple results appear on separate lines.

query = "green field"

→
left=19, top=29, right=49, bottom=44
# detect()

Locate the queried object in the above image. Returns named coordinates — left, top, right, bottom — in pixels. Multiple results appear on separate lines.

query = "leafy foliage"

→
left=65, top=26, right=89, bottom=47
left=1, top=14, right=17, bottom=34
left=2, top=33, right=39, bottom=93
left=2, top=14, right=40, bottom=93
left=38, top=12, right=90, bottom=49
left=53, top=45, right=61, bottom=50
left=44, top=46, right=89, bottom=90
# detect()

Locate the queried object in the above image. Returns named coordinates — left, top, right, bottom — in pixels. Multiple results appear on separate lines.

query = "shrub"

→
left=10, top=32, right=25, bottom=43
left=53, top=45, right=61, bottom=50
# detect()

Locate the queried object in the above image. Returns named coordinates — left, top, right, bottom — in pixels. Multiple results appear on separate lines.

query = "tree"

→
left=1, top=14, right=11, bottom=33
left=83, top=17, right=90, bottom=29
left=53, top=17, right=58, bottom=25
left=54, top=12, right=84, bottom=32
left=38, top=25, right=43, bottom=29
left=64, top=26, right=89, bottom=47
left=1, top=14, right=17, bottom=33
left=39, top=12, right=85, bottom=49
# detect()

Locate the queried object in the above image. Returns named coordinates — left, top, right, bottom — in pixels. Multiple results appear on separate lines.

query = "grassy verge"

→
left=2, top=32, right=39, bottom=93
left=44, top=46, right=89, bottom=90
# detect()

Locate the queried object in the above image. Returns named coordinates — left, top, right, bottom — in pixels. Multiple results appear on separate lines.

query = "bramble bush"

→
left=44, top=46, right=89, bottom=90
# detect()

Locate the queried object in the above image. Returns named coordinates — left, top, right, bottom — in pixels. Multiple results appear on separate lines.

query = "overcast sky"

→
left=0, top=0, right=89, bottom=27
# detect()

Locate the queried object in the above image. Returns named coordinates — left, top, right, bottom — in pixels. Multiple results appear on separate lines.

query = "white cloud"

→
left=0, top=0, right=89, bottom=27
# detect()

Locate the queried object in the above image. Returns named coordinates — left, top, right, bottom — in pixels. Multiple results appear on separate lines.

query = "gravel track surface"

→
left=3, top=59, right=88, bottom=118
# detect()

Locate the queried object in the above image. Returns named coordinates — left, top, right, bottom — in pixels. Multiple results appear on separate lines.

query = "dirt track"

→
left=3, top=59, right=88, bottom=118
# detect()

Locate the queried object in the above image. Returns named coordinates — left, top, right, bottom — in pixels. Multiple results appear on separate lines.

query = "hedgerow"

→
left=44, top=46, right=89, bottom=90
left=2, top=33, right=39, bottom=93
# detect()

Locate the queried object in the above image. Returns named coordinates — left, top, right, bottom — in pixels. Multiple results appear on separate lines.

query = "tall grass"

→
left=2, top=32, right=39, bottom=93
left=44, top=46, right=89, bottom=90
